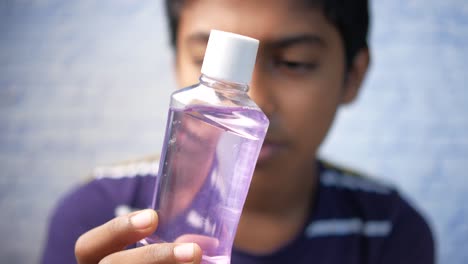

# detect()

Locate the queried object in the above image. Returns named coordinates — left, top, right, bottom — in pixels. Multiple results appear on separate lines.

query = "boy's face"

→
left=175, top=0, right=363, bottom=187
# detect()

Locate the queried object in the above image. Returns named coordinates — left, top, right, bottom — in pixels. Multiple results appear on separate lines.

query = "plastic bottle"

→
left=141, top=30, right=269, bottom=263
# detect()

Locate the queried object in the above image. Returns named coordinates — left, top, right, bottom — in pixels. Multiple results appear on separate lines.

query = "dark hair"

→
left=165, top=0, right=369, bottom=68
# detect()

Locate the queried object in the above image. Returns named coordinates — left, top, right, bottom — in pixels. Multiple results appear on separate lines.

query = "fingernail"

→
left=174, top=243, right=195, bottom=262
left=130, top=210, right=153, bottom=229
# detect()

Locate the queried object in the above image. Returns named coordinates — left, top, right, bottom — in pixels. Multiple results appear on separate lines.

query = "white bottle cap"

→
left=201, top=30, right=259, bottom=84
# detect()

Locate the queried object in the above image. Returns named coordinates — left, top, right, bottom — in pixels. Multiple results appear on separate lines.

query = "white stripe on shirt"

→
left=305, top=218, right=392, bottom=238
left=321, top=170, right=391, bottom=194
left=93, top=161, right=159, bottom=179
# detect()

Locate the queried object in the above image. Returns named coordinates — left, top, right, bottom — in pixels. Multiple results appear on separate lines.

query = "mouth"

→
left=257, top=139, right=287, bottom=163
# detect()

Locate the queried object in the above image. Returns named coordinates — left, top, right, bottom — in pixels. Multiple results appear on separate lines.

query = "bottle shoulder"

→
left=171, top=82, right=261, bottom=111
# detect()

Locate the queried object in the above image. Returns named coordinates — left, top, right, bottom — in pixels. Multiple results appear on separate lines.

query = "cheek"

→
left=281, top=83, right=341, bottom=151
left=176, top=54, right=202, bottom=87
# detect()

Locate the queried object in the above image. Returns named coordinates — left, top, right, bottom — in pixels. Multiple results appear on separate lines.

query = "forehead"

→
left=178, top=0, right=335, bottom=43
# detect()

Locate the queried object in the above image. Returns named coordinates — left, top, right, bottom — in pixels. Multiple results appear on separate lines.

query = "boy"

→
left=42, top=0, right=434, bottom=263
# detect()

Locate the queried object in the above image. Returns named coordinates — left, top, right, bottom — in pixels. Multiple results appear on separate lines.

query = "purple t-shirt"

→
left=41, top=160, right=434, bottom=263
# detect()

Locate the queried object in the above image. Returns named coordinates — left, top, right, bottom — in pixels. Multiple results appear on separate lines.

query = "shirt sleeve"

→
left=40, top=179, right=121, bottom=264
left=378, top=193, right=435, bottom=264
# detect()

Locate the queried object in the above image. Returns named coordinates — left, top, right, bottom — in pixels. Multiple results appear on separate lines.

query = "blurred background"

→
left=0, top=0, right=467, bottom=263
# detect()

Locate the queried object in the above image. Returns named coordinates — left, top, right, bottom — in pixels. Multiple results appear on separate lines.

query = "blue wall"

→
left=0, top=1, right=467, bottom=263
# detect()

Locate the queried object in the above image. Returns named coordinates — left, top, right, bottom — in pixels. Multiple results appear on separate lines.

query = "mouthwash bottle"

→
left=142, top=30, right=269, bottom=263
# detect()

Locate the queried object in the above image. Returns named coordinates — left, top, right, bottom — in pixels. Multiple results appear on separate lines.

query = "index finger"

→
left=75, top=209, right=157, bottom=264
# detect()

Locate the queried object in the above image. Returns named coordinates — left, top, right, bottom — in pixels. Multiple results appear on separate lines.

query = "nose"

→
left=248, top=66, right=276, bottom=116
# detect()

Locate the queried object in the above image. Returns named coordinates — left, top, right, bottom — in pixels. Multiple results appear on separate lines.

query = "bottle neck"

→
left=199, top=74, right=249, bottom=93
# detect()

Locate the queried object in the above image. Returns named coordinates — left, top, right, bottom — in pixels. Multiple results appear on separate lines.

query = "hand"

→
left=75, top=209, right=202, bottom=264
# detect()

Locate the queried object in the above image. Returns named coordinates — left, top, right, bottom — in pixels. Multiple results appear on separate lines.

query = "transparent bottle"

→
left=141, top=30, right=269, bottom=264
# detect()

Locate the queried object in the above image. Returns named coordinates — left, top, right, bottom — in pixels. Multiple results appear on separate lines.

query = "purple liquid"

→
left=143, top=105, right=268, bottom=263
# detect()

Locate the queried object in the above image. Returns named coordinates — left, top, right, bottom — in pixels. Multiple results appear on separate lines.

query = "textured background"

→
left=1, top=0, right=467, bottom=263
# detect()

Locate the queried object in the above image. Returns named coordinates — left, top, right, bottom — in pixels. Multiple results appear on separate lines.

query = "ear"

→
left=341, top=48, right=370, bottom=104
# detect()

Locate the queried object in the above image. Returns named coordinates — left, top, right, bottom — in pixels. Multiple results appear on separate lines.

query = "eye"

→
left=192, top=57, right=204, bottom=66
left=275, top=59, right=318, bottom=74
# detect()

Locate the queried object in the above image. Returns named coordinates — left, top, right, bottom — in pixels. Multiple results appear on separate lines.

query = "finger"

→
left=175, top=234, right=219, bottom=252
left=100, top=242, right=203, bottom=264
left=75, top=209, right=157, bottom=264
